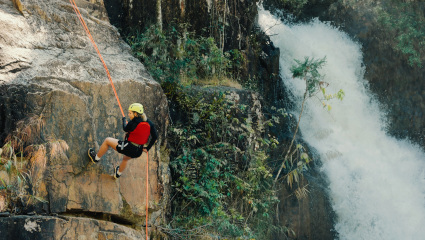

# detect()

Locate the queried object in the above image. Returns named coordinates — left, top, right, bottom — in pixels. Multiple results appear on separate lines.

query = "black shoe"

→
left=88, top=148, right=98, bottom=163
left=114, top=166, right=121, bottom=179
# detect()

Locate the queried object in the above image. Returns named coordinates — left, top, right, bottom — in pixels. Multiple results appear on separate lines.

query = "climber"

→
left=88, top=103, right=158, bottom=179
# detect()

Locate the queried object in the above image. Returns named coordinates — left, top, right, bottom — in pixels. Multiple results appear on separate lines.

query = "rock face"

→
left=0, top=0, right=169, bottom=238
left=0, top=215, right=145, bottom=239
left=275, top=169, right=336, bottom=240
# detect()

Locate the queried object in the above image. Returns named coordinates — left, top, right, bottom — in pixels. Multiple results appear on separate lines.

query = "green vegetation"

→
left=124, top=15, right=346, bottom=238
left=263, top=0, right=308, bottom=17
left=160, top=73, right=337, bottom=238
left=161, top=82, right=285, bottom=239
left=379, top=1, right=425, bottom=68
left=125, top=18, right=346, bottom=238
left=126, top=24, right=247, bottom=87
left=125, top=22, right=297, bottom=239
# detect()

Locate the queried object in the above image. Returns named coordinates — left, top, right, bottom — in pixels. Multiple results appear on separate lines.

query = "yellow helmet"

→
left=129, top=103, right=144, bottom=114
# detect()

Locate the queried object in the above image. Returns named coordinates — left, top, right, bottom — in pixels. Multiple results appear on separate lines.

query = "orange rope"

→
left=70, top=2, right=149, bottom=238
left=69, top=0, right=125, bottom=117
left=145, top=150, right=149, bottom=240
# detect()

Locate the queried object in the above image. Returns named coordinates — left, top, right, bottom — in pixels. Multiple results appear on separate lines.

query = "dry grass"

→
left=294, top=185, right=309, bottom=200
left=0, top=114, right=69, bottom=209
left=180, top=75, right=243, bottom=89
left=48, top=139, right=69, bottom=160
left=25, top=144, right=46, bottom=168
left=197, top=76, right=242, bottom=89
left=4, top=114, right=45, bottom=151
left=3, top=114, right=69, bottom=168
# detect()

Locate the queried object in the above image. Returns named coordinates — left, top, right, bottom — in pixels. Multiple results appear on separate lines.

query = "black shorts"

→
left=116, top=140, right=144, bottom=158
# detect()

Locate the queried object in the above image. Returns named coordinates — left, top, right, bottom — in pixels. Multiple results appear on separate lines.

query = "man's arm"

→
left=145, top=119, right=158, bottom=151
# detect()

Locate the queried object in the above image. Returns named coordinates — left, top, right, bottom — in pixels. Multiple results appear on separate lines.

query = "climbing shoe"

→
left=114, top=166, right=121, bottom=179
left=88, top=148, right=98, bottom=163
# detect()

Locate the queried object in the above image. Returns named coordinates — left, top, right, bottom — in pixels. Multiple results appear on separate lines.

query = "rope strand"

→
left=69, top=3, right=149, bottom=239
left=69, top=0, right=125, bottom=117
left=146, top=151, right=149, bottom=240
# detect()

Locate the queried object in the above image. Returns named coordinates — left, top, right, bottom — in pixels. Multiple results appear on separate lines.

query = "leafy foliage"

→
left=163, top=82, right=286, bottom=239
left=263, top=0, right=308, bottom=17
left=291, top=57, right=344, bottom=109
left=126, top=24, right=246, bottom=85
left=378, top=1, right=425, bottom=68
left=291, top=57, right=327, bottom=97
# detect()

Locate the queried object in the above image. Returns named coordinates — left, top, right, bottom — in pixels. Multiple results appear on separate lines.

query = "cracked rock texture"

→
left=0, top=0, right=169, bottom=238
left=0, top=215, right=145, bottom=239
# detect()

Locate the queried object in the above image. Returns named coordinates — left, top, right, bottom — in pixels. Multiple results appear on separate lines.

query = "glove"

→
left=122, top=117, right=127, bottom=129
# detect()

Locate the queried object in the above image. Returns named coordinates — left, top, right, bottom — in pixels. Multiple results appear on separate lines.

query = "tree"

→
left=274, top=57, right=344, bottom=184
left=157, top=0, right=162, bottom=31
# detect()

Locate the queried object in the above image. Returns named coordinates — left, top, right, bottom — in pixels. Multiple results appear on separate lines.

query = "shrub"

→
left=163, top=83, right=284, bottom=239
left=378, top=1, right=425, bottom=68
left=126, top=24, right=246, bottom=85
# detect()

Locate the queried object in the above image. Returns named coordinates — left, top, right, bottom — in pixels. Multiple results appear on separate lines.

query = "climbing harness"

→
left=69, top=0, right=125, bottom=117
left=117, top=141, right=128, bottom=151
left=69, top=2, right=149, bottom=239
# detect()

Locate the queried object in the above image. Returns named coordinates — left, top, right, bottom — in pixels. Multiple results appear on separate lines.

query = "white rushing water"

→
left=257, top=5, right=425, bottom=240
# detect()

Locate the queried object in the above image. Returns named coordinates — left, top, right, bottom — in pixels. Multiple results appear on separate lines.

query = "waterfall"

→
left=257, top=5, right=425, bottom=240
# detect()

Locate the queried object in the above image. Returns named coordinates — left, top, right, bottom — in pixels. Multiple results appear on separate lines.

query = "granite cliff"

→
left=0, top=0, right=169, bottom=238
